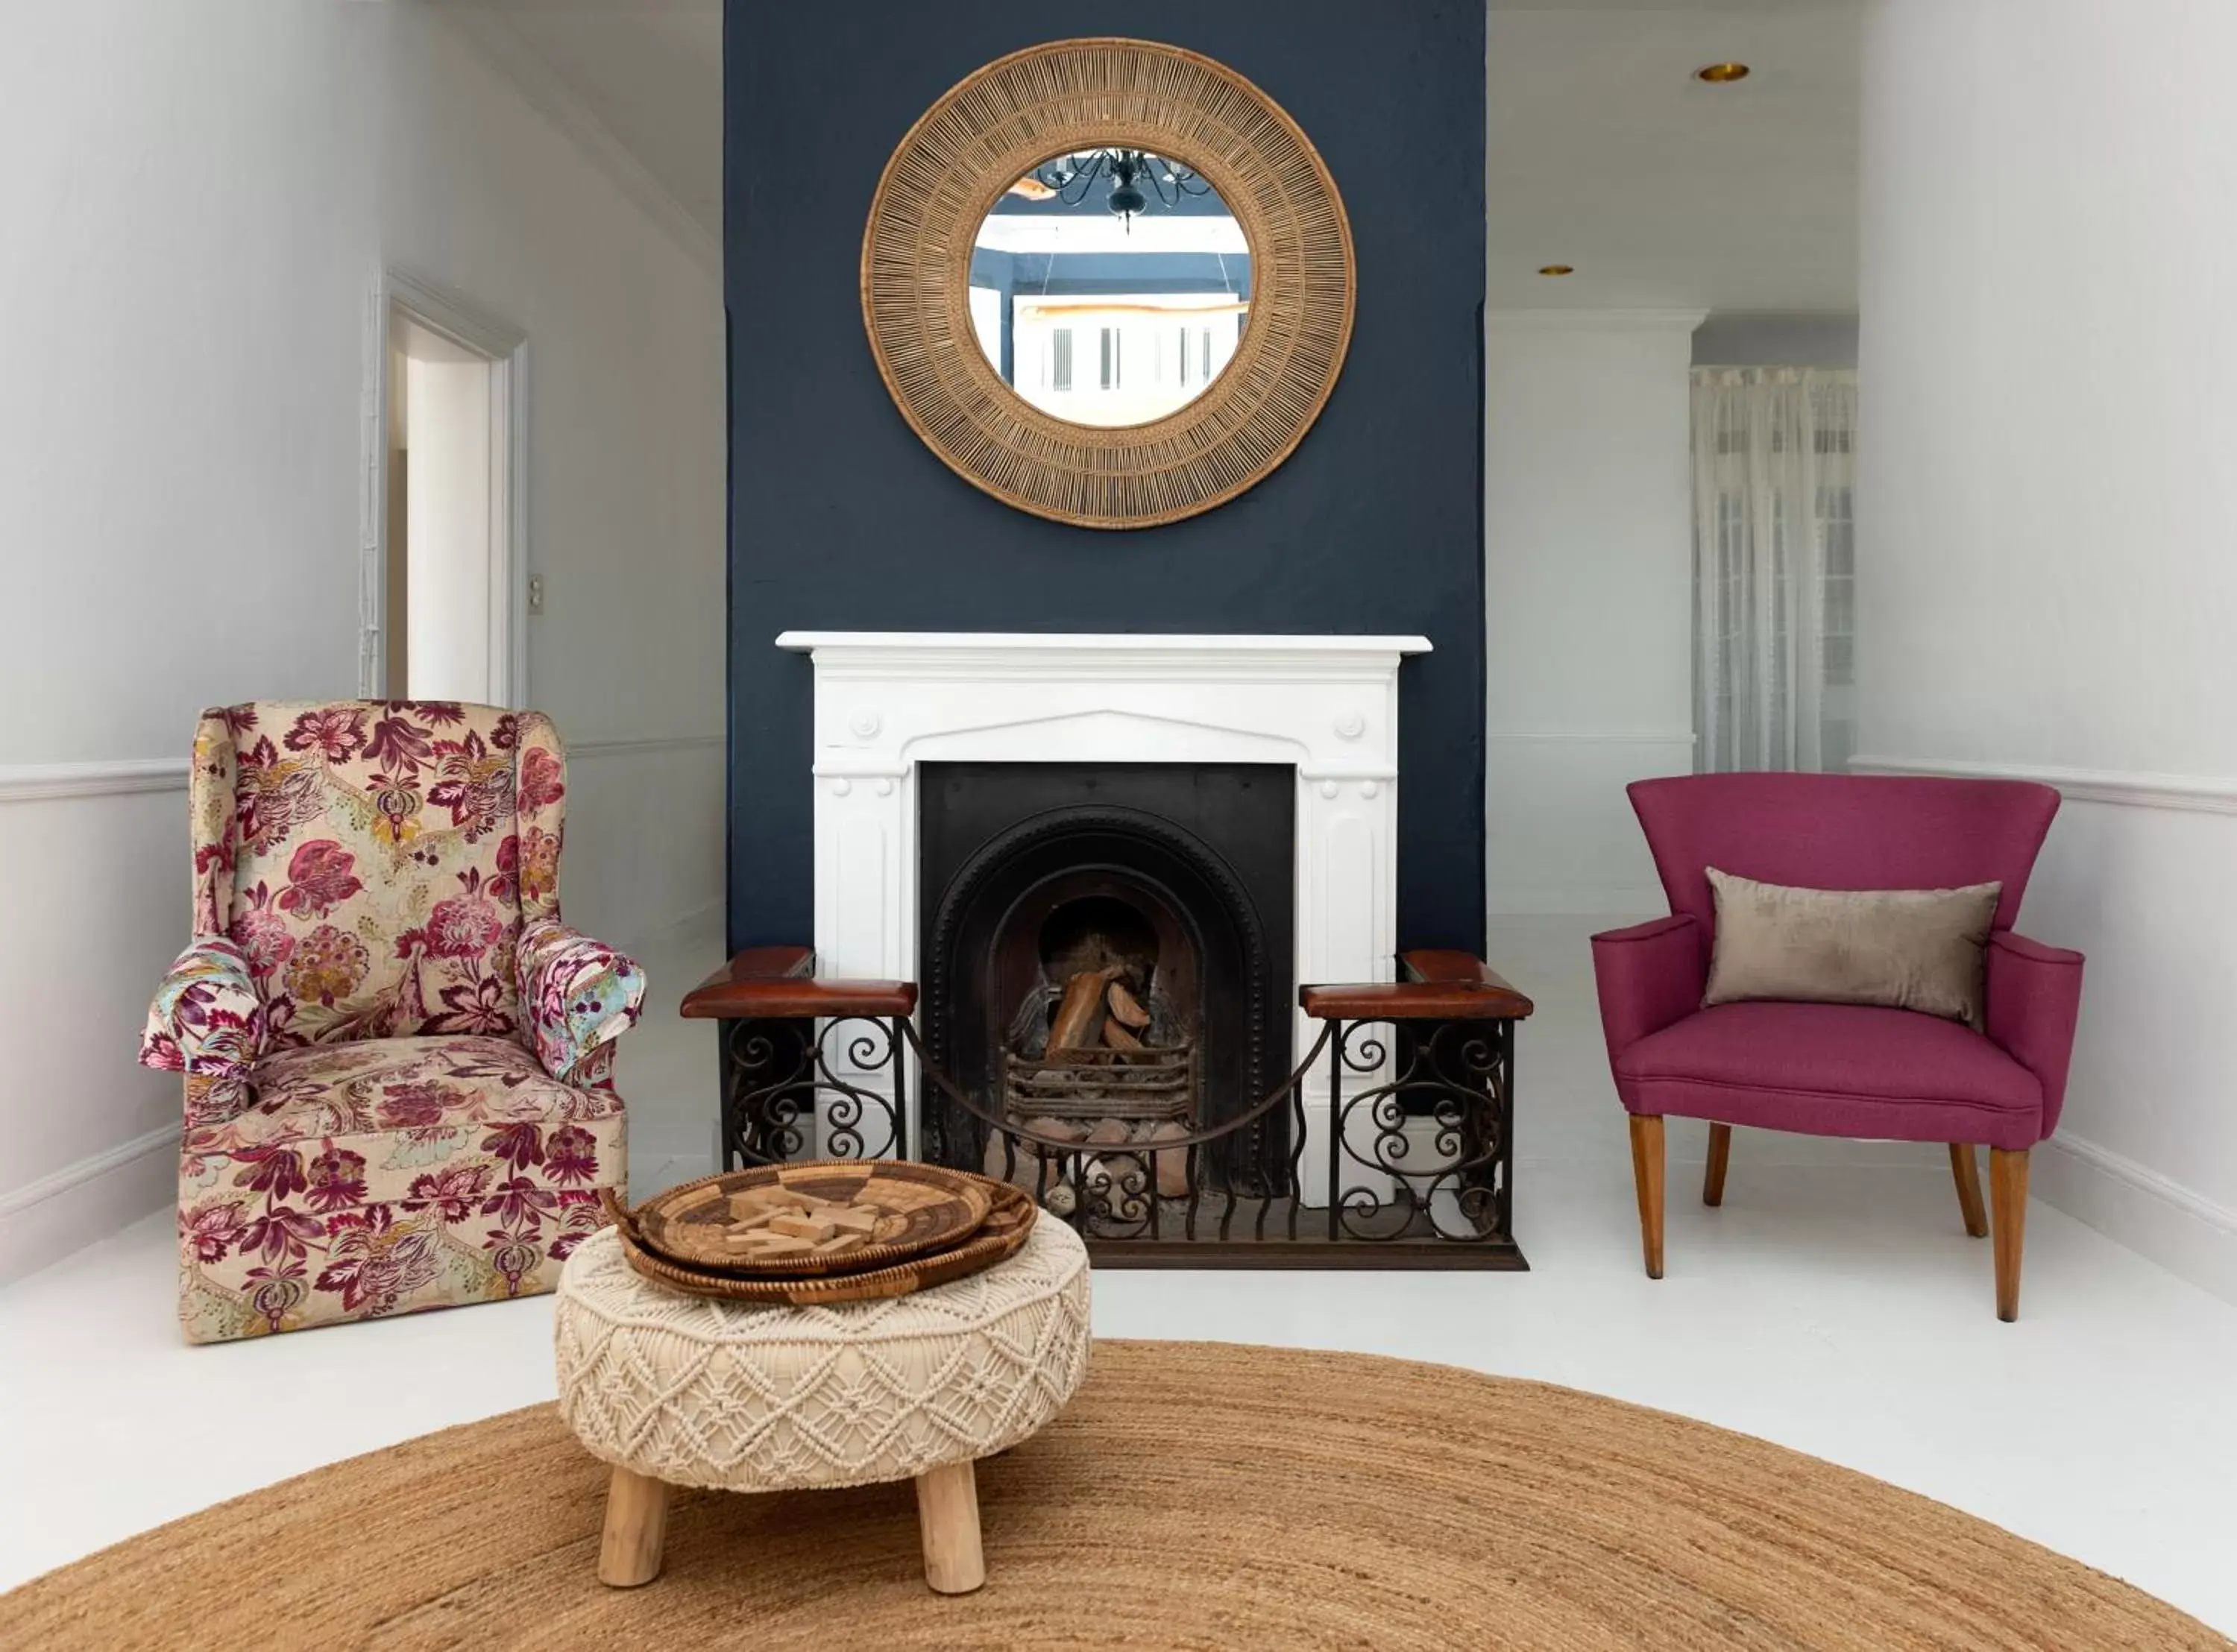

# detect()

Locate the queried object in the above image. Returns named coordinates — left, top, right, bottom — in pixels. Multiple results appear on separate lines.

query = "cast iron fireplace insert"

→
left=916, top=761, right=1293, bottom=1195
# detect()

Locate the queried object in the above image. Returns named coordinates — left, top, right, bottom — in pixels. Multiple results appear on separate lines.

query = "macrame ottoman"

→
left=553, top=1217, right=1092, bottom=1594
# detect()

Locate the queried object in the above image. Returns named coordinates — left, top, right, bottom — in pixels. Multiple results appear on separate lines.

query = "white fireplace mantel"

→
left=778, top=630, right=1432, bottom=1188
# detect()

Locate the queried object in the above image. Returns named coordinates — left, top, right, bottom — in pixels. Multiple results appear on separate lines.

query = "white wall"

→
left=1857, top=0, right=2237, bottom=1300
left=0, top=1, right=725, bottom=1280
left=1477, top=314, right=1923, bottom=1170
left=1484, top=312, right=1702, bottom=916
left=375, top=11, right=729, bottom=1132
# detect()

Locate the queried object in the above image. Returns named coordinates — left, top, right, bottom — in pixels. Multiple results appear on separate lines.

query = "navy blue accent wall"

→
left=725, top=1, right=1487, bottom=957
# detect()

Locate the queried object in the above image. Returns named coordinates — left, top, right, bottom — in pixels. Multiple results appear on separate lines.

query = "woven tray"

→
left=624, top=1160, right=993, bottom=1276
left=605, top=1180, right=1037, bottom=1306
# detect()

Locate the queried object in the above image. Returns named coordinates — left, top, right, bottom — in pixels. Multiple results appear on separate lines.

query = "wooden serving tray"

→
left=625, top=1161, right=992, bottom=1276
left=605, top=1180, right=1036, bottom=1306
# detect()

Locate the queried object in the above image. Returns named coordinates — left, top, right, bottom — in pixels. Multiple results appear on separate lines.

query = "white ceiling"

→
left=447, top=1, right=1860, bottom=317
left=441, top=0, right=725, bottom=236
left=1488, top=3, right=1860, bottom=312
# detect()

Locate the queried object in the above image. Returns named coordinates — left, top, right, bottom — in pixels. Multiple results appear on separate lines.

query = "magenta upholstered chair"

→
left=1591, top=774, right=2084, bottom=1320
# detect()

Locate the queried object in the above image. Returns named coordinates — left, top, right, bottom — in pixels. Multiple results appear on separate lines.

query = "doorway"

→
left=367, top=271, right=526, bottom=705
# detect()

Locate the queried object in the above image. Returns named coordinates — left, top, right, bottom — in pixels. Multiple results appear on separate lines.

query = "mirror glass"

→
left=969, top=150, right=1250, bottom=427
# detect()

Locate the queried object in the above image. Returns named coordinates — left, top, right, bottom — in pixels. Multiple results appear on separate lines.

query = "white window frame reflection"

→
left=1007, top=293, right=1244, bottom=427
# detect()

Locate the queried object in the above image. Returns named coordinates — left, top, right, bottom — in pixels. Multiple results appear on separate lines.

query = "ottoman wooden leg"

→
left=914, top=1459, right=985, bottom=1595
left=599, top=1466, right=670, bottom=1587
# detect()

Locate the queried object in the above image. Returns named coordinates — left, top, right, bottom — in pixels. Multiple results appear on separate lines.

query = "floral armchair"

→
left=140, top=702, right=645, bottom=1343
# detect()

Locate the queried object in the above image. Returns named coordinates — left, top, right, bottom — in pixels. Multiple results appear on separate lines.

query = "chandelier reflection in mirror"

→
left=1024, top=148, right=1212, bottom=228
left=972, top=150, right=1250, bottom=428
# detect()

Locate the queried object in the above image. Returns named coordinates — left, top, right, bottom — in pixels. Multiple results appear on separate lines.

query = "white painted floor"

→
left=6, top=917, right=2236, bottom=1637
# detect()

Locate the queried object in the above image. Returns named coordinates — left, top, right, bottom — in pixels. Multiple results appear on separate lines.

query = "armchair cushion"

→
left=1701, top=868, right=2000, bottom=1028
left=190, top=1032, right=622, bottom=1180
left=517, top=918, right=646, bottom=1084
left=1613, top=1000, right=2044, bottom=1150
left=141, top=937, right=265, bottom=1124
left=177, top=1033, right=622, bottom=1342
left=183, top=1034, right=623, bottom=1205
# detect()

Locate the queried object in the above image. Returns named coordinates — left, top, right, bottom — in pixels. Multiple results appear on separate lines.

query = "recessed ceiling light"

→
left=1696, top=62, right=1751, bottom=84
left=1538, top=265, right=1576, bottom=277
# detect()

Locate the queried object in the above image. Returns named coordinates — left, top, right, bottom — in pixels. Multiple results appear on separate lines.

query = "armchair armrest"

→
left=1590, top=914, right=1706, bottom=1062
left=141, top=936, right=264, bottom=1124
left=518, top=918, right=647, bottom=1085
left=1986, top=930, right=2086, bottom=1136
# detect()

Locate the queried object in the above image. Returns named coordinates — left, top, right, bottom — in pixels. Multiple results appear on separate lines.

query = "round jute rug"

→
left=1, top=1340, right=2219, bottom=1651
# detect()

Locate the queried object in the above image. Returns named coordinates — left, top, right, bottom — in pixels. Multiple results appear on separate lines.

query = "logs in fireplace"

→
left=1001, top=909, right=1195, bottom=1123
left=995, top=918, right=1198, bottom=1208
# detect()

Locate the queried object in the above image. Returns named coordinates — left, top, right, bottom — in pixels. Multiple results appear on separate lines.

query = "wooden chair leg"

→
left=915, top=1458, right=985, bottom=1595
left=598, top=1466, right=669, bottom=1587
left=1949, top=1144, right=1989, bottom=1238
left=1628, top=1114, right=1666, bottom=1279
left=1989, top=1147, right=2030, bottom=1322
left=1703, top=1123, right=1731, bottom=1208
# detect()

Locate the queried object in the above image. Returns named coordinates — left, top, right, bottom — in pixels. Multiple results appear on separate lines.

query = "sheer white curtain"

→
left=1691, top=366, right=1858, bottom=773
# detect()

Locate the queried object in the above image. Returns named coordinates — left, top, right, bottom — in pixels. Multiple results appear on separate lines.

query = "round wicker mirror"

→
left=862, top=39, right=1354, bottom=530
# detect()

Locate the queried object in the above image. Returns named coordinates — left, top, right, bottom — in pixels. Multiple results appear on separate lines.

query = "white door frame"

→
left=361, top=268, right=529, bottom=707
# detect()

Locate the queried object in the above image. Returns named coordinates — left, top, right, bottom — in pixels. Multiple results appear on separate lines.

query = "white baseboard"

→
left=0, top=1123, right=179, bottom=1287
left=2035, top=1131, right=2237, bottom=1305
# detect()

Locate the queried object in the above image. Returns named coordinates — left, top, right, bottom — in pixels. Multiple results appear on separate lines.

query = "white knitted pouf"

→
left=553, top=1216, right=1091, bottom=1595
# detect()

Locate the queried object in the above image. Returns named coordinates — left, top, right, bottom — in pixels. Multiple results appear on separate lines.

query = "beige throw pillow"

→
left=1702, top=868, right=2001, bottom=1029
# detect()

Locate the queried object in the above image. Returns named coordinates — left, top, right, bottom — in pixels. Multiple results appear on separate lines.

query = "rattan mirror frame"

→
left=861, top=39, right=1354, bottom=531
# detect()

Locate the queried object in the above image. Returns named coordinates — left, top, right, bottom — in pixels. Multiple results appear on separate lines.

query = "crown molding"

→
left=433, top=7, right=721, bottom=281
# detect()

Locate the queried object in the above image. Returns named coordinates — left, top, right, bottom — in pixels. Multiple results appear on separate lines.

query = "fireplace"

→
left=917, top=763, right=1293, bottom=1206
left=778, top=630, right=1428, bottom=1199
left=685, top=633, right=1527, bottom=1264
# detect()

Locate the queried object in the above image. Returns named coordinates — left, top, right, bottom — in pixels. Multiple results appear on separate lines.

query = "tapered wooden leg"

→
left=1989, top=1148, right=2029, bottom=1321
left=1703, top=1123, right=1732, bottom=1208
left=1628, top=1115, right=1666, bottom=1279
left=915, top=1458, right=985, bottom=1595
left=598, top=1466, right=669, bottom=1587
left=1949, top=1144, right=1989, bottom=1238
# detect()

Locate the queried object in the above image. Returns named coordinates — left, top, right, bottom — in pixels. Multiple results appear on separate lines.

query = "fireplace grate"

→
left=1003, top=1046, right=1194, bottom=1124
left=686, top=946, right=1534, bottom=1270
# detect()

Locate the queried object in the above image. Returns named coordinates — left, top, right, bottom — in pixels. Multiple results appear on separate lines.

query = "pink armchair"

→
left=1591, top=774, right=2083, bottom=1320
left=140, top=702, right=645, bottom=1342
